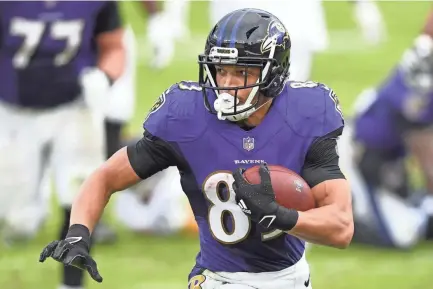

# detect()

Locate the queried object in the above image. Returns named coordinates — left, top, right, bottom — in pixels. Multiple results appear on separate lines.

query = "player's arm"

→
left=70, top=131, right=179, bottom=232
left=39, top=131, right=178, bottom=282
left=94, top=1, right=125, bottom=81
left=289, top=128, right=354, bottom=248
left=422, top=9, right=433, bottom=38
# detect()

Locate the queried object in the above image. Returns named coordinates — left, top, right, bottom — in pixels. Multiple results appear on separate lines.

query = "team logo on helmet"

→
left=261, top=20, right=290, bottom=53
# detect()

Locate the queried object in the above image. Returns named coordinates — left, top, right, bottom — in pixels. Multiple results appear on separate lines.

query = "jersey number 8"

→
left=203, top=171, right=283, bottom=244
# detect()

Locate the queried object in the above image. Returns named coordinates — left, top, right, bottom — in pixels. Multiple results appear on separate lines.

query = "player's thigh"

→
left=51, top=105, right=104, bottom=205
left=0, top=103, right=46, bottom=231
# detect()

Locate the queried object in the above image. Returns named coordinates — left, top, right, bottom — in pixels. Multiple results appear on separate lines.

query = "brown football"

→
left=243, top=165, right=315, bottom=211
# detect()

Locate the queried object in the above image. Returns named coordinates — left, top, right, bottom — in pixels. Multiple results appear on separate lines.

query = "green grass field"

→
left=1, top=1, right=433, bottom=289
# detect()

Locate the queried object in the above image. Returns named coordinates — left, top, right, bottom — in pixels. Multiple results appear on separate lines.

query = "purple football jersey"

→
left=144, top=81, right=344, bottom=275
left=0, top=1, right=108, bottom=108
left=355, top=68, right=433, bottom=153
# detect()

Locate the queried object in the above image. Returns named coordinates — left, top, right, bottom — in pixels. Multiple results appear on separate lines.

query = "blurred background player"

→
left=142, top=0, right=190, bottom=69
left=38, top=24, right=137, bottom=246
left=338, top=15, right=433, bottom=248
left=0, top=1, right=125, bottom=289
left=97, top=25, right=137, bottom=244
left=114, top=163, right=194, bottom=235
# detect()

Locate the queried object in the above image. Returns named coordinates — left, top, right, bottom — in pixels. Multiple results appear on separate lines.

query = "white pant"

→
left=189, top=255, right=311, bottom=289
left=0, top=101, right=104, bottom=237
left=115, top=166, right=190, bottom=234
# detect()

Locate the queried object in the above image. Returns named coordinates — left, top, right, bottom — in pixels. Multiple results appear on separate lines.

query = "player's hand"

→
left=232, top=163, right=299, bottom=231
left=39, top=224, right=103, bottom=283
left=79, top=67, right=113, bottom=112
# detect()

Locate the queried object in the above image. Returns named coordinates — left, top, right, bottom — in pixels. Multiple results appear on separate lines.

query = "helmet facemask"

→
left=199, top=42, right=280, bottom=122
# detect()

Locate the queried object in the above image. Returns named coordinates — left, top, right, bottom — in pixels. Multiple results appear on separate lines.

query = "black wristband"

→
left=275, top=207, right=299, bottom=231
left=66, top=224, right=91, bottom=247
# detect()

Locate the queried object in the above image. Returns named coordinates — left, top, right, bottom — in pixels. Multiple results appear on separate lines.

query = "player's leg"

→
left=351, top=144, right=427, bottom=248
left=403, top=127, right=433, bottom=240
left=0, top=103, right=48, bottom=242
left=51, top=103, right=105, bottom=289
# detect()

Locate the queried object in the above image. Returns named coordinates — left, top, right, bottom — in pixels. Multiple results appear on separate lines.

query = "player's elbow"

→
left=334, top=226, right=353, bottom=249
left=333, top=216, right=354, bottom=249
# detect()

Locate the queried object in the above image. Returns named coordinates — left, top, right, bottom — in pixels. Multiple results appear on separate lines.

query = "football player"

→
left=338, top=30, right=433, bottom=248
left=141, top=0, right=190, bottom=69
left=39, top=9, right=353, bottom=289
left=0, top=2, right=125, bottom=289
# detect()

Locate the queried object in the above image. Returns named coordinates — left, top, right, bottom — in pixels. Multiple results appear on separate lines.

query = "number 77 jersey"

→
left=0, top=1, right=116, bottom=108
left=143, top=81, right=344, bottom=274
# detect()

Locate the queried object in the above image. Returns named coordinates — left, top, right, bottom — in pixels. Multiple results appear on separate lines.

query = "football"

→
left=243, top=165, right=315, bottom=212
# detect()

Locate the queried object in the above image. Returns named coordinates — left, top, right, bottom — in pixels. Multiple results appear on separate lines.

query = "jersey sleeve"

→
left=127, top=130, right=180, bottom=179
left=301, top=127, right=346, bottom=188
left=143, top=82, right=207, bottom=142
left=286, top=81, right=345, bottom=138
left=142, top=86, right=174, bottom=140
left=94, top=1, right=122, bottom=36
left=320, top=84, right=345, bottom=135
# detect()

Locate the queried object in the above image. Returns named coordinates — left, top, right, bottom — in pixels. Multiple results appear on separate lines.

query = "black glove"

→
left=232, top=163, right=299, bottom=231
left=39, top=224, right=103, bottom=283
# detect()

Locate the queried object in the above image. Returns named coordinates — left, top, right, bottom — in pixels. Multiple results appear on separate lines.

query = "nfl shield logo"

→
left=243, top=137, right=255, bottom=151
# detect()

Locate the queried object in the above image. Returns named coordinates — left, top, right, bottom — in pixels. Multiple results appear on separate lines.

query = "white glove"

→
left=79, top=67, right=111, bottom=112
left=353, top=0, right=387, bottom=46
left=147, top=13, right=175, bottom=69
left=400, top=35, right=433, bottom=92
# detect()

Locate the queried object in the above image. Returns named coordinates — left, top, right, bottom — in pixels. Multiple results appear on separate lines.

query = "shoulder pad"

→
left=142, top=81, right=208, bottom=142
left=282, top=81, right=344, bottom=137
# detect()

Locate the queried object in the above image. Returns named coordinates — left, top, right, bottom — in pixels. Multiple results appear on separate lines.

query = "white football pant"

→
left=0, top=100, right=104, bottom=239
left=189, top=254, right=311, bottom=289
